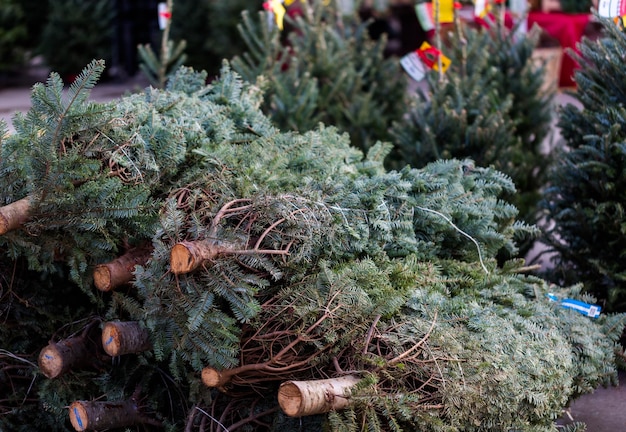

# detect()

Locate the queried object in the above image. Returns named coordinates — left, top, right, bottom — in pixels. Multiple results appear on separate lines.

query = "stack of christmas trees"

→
left=1, top=2, right=625, bottom=431
left=0, top=55, right=623, bottom=431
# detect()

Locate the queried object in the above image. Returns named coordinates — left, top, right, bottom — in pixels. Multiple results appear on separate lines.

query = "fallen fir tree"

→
left=0, top=62, right=623, bottom=431
left=120, top=140, right=532, bottom=376
left=0, top=59, right=280, bottom=296
left=119, top=116, right=621, bottom=429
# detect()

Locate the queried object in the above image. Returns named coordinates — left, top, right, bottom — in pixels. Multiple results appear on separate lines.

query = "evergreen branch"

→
left=53, top=59, right=105, bottom=155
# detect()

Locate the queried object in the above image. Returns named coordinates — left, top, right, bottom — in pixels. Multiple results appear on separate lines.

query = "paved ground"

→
left=557, top=370, right=626, bottom=431
left=2, top=66, right=626, bottom=431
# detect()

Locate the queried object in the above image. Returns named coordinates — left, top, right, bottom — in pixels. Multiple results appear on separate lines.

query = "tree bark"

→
left=101, top=321, right=152, bottom=357
left=0, top=196, right=31, bottom=234
left=69, top=399, right=161, bottom=431
left=93, top=245, right=152, bottom=291
left=278, top=375, right=360, bottom=417
left=38, top=337, right=93, bottom=379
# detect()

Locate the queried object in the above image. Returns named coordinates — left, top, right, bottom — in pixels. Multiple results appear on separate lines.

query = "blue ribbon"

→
left=547, top=293, right=601, bottom=318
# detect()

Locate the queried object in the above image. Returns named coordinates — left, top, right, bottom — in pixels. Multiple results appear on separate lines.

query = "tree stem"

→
left=93, top=245, right=153, bottom=291
left=0, top=196, right=31, bottom=234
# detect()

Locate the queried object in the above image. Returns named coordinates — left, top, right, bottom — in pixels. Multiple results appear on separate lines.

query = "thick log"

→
left=101, top=321, right=151, bottom=356
left=278, top=375, right=360, bottom=417
left=38, top=337, right=92, bottom=379
left=93, top=245, right=153, bottom=291
left=69, top=399, right=161, bottom=431
left=0, top=196, right=31, bottom=234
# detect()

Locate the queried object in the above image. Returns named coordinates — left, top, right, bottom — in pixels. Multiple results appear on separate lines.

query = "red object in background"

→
left=285, top=1, right=304, bottom=18
left=474, top=12, right=515, bottom=29
left=527, top=11, right=591, bottom=88
left=417, top=45, right=444, bottom=69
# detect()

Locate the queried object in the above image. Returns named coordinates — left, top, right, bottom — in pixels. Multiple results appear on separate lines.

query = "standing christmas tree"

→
left=541, top=18, right=626, bottom=311
left=232, top=0, right=408, bottom=154
left=391, top=13, right=554, bottom=241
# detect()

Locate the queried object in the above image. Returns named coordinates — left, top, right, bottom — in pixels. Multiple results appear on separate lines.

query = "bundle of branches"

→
left=117, top=143, right=530, bottom=376
left=231, top=0, right=408, bottom=154
left=190, top=255, right=624, bottom=431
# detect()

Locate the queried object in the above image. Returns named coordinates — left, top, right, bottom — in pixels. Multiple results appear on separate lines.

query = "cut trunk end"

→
left=38, top=336, right=93, bottom=379
left=170, top=240, right=222, bottom=274
left=201, top=366, right=228, bottom=388
left=278, top=375, right=360, bottom=417
left=69, top=399, right=158, bottom=431
left=93, top=246, right=152, bottom=291
left=0, top=196, right=31, bottom=234
left=102, top=321, right=151, bottom=356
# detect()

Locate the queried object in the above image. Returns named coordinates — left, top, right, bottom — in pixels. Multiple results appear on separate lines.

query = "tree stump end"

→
left=101, top=322, right=122, bottom=357
left=69, top=401, right=89, bottom=431
left=93, top=265, right=113, bottom=292
left=0, top=214, right=9, bottom=235
left=38, top=344, right=64, bottom=379
left=201, top=367, right=224, bottom=388
left=170, top=242, right=196, bottom=274
left=278, top=381, right=304, bottom=417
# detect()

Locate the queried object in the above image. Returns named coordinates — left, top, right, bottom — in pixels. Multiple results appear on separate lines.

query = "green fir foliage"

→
left=167, top=0, right=259, bottom=77
left=541, top=18, right=626, bottom=311
left=0, top=62, right=623, bottom=431
left=231, top=1, right=408, bottom=154
left=38, top=0, right=115, bottom=77
left=0, top=62, right=216, bottom=293
left=0, top=0, right=27, bottom=72
left=391, top=16, right=553, bottom=236
left=138, top=0, right=188, bottom=88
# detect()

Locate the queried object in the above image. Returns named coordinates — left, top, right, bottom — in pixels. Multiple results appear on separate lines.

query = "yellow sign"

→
left=435, top=0, right=454, bottom=23
left=264, top=0, right=286, bottom=30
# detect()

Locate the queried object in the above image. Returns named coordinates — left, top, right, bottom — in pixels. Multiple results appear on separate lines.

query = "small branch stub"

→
left=69, top=399, right=161, bottom=431
left=0, top=196, right=31, bottom=234
left=170, top=240, right=222, bottom=274
left=201, top=367, right=227, bottom=388
left=38, top=337, right=92, bottom=379
left=102, top=321, right=152, bottom=357
left=278, top=375, right=360, bottom=417
left=93, top=245, right=152, bottom=291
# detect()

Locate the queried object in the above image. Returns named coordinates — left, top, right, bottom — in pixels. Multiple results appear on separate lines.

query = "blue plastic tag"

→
left=547, top=293, right=601, bottom=318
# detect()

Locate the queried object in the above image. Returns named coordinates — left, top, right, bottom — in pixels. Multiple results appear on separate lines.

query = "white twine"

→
left=415, top=205, right=489, bottom=274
